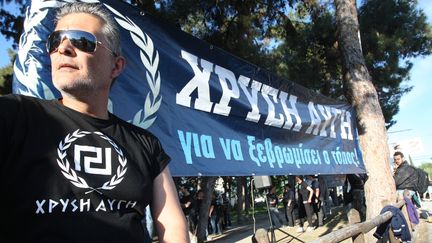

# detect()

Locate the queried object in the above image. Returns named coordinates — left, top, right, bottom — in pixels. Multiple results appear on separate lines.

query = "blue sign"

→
left=13, top=0, right=366, bottom=176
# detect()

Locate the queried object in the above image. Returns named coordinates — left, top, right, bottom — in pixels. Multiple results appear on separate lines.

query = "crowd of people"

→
left=178, top=187, right=233, bottom=239
left=265, top=175, right=330, bottom=233
left=170, top=174, right=368, bottom=240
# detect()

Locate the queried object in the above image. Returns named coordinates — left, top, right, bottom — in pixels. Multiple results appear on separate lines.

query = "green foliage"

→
left=359, top=0, right=432, bottom=127
left=0, top=0, right=26, bottom=49
left=420, top=163, right=432, bottom=178
left=269, top=2, right=345, bottom=99
left=268, top=0, right=432, bottom=127
left=137, top=0, right=296, bottom=69
left=0, top=48, right=14, bottom=95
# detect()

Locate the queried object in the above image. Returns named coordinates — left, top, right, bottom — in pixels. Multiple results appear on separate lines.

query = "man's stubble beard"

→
left=55, top=76, right=100, bottom=99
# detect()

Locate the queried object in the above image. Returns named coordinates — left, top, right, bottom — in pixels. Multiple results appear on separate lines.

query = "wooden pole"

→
left=348, top=208, right=364, bottom=243
left=252, top=228, right=270, bottom=243
left=310, top=201, right=405, bottom=243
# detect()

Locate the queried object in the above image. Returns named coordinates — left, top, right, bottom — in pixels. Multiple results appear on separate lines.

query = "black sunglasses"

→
left=46, top=30, right=117, bottom=56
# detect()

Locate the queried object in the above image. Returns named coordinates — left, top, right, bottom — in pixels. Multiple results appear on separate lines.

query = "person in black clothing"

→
left=194, top=190, right=204, bottom=227
left=307, top=175, right=325, bottom=227
left=345, top=174, right=367, bottom=221
left=180, top=186, right=196, bottom=233
left=318, top=175, right=330, bottom=222
left=222, top=193, right=232, bottom=229
left=0, top=3, right=188, bottom=243
left=295, top=176, right=314, bottom=232
left=393, top=151, right=418, bottom=197
left=282, top=184, right=290, bottom=223
left=266, top=186, right=286, bottom=228
left=209, top=193, right=223, bottom=235
left=283, top=183, right=296, bottom=227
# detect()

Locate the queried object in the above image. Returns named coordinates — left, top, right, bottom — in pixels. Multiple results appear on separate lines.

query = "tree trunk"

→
left=334, top=0, right=396, bottom=239
left=244, top=177, right=251, bottom=215
left=236, top=176, right=246, bottom=223
left=196, top=176, right=217, bottom=243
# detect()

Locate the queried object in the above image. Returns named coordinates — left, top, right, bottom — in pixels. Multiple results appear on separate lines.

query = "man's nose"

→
left=57, top=38, right=76, bottom=56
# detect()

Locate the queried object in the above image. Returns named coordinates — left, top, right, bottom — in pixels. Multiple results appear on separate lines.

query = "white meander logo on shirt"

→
left=56, top=129, right=128, bottom=194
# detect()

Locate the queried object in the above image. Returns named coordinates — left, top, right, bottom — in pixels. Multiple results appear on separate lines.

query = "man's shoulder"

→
left=110, top=114, right=154, bottom=134
left=400, top=162, right=416, bottom=171
left=110, top=114, right=158, bottom=139
left=0, top=94, right=52, bottom=112
left=1, top=94, right=44, bottom=103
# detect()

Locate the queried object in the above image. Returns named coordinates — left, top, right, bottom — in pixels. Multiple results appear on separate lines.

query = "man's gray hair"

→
left=55, top=2, right=121, bottom=56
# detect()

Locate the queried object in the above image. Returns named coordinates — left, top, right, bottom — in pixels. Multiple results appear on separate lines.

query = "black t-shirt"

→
left=318, top=177, right=328, bottom=200
left=267, top=193, right=278, bottom=207
left=311, top=180, right=319, bottom=191
left=288, top=189, right=295, bottom=202
left=0, top=95, right=170, bottom=243
left=210, top=199, right=217, bottom=216
left=180, top=194, right=194, bottom=216
left=299, top=181, right=311, bottom=203
left=311, top=179, right=320, bottom=200
left=195, top=198, right=203, bottom=215
left=283, top=189, right=295, bottom=205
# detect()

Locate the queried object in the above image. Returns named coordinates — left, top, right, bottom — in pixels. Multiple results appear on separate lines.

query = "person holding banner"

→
left=0, top=2, right=188, bottom=243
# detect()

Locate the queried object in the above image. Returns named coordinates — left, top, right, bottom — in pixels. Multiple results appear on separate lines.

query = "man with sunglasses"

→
left=0, top=2, right=188, bottom=243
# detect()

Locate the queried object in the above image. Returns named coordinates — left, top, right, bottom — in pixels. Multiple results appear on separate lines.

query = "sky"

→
left=1, top=1, right=431, bottom=165
left=387, top=0, right=432, bottom=166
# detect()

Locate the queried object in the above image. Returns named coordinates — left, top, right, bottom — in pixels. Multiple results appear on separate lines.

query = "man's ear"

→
left=111, top=56, right=126, bottom=79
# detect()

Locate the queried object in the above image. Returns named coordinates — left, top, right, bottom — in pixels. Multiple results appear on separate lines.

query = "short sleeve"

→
left=150, top=137, right=171, bottom=179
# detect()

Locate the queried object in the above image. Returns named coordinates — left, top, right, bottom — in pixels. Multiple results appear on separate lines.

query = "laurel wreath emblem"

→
left=16, top=1, right=162, bottom=128
left=104, top=4, right=162, bottom=129
left=56, top=129, right=128, bottom=194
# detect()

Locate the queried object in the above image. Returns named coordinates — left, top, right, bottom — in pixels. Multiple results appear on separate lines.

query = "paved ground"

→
left=207, top=205, right=351, bottom=243
left=204, top=202, right=432, bottom=243
left=414, top=200, right=432, bottom=243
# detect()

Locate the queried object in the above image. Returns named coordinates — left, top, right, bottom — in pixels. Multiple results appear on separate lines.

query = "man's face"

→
left=394, top=155, right=404, bottom=166
left=50, top=13, right=116, bottom=97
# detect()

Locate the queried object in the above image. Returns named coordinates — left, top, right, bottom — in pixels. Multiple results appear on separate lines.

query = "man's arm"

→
left=181, top=198, right=191, bottom=209
left=307, top=186, right=314, bottom=203
left=152, top=167, right=189, bottom=243
left=393, top=164, right=412, bottom=188
left=314, top=188, right=320, bottom=203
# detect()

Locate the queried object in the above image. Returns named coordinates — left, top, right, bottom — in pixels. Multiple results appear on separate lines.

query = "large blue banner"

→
left=13, top=0, right=366, bottom=176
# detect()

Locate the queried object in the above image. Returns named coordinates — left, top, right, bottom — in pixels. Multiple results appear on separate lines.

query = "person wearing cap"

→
left=0, top=2, right=188, bottom=243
